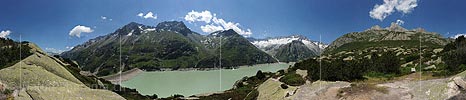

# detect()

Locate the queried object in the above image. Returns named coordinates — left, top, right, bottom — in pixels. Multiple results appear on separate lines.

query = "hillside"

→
left=199, top=29, right=277, bottom=67
left=274, top=40, right=315, bottom=62
left=0, top=43, right=125, bottom=100
left=62, top=21, right=276, bottom=76
left=0, top=38, right=33, bottom=70
left=325, top=23, right=449, bottom=54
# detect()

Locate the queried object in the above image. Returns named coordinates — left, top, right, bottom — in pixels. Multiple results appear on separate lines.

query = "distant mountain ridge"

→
left=249, top=35, right=327, bottom=62
left=62, top=21, right=277, bottom=76
left=325, top=22, right=450, bottom=53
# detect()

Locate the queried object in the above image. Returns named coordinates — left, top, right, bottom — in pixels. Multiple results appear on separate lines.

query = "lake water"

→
left=120, top=63, right=292, bottom=97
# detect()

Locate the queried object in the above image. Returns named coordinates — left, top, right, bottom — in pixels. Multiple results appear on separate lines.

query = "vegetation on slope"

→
left=434, top=36, right=466, bottom=76
left=279, top=71, right=306, bottom=86
left=295, top=49, right=407, bottom=81
left=198, top=70, right=273, bottom=100
left=0, top=38, right=32, bottom=69
left=54, top=55, right=158, bottom=100
left=328, top=40, right=442, bottom=54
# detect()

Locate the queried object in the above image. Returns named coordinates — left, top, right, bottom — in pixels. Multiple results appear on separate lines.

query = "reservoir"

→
left=120, top=63, right=292, bottom=97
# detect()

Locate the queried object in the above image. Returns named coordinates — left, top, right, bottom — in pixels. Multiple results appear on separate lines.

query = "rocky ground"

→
left=257, top=70, right=466, bottom=100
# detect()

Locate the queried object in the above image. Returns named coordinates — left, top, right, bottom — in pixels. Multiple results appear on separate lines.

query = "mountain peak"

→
left=209, top=29, right=240, bottom=37
left=367, top=25, right=383, bottom=31
left=121, top=22, right=144, bottom=30
left=156, top=21, right=192, bottom=35
left=387, top=22, right=407, bottom=31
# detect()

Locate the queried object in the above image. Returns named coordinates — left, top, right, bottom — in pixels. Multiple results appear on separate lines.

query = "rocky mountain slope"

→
left=250, top=35, right=326, bottom=62
left=274, top=40, right=315, bottom=62
left=325, top=23, right=449, bottom=53
left=62, top=21, right=276, bottom=76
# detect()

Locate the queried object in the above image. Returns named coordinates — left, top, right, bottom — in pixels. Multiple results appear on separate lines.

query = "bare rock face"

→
left=0, top=81, right=5, bottom=91
left=387, top=22, right=408, bottom=32
left=453, top=77, right=466, bottom=90
left=447, top=81, right=461, bottom=99
left=367, top=25, right=383, bottom=31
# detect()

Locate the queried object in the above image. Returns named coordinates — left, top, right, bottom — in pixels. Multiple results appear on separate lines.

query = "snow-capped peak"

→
left=250, top=35, right=328, bottom=54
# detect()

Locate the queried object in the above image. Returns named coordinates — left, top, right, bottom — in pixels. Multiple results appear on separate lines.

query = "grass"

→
left=198, top=72, right=275, bottom=100
left=327, top=40, right=443, bottom=54
left=279, top=72, right=306, bottom=86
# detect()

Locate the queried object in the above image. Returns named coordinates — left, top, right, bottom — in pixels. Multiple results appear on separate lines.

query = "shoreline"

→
left=101, top=68, right=144, bottom=84
left=102, top=62, right=294, bottom=83
left=144, top=62, right=294, bottom=72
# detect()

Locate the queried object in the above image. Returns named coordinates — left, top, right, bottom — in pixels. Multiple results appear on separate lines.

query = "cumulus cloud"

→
left=452, top=34, right=466, bottom=39
left=184, top=10, right=213, bottom=23
left=69, top=25, right=94, bottom=38
left=184, top=10, right=253, bottom=37
left=137, top=13, right=144, bottom=17
left=0, top=30, right=11, bottom=38
left=396, top=19, right=405, bottom=25
left=201, top=24, right=224, bottom=33
left=211, top=17, right=252, bottom=36
left=137, top=12, right=157, bottom=19
left=370, top=0, right=418, bottom=21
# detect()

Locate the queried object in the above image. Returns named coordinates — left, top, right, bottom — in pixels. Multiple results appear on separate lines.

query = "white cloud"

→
left=69, top=25, right=94, bottom=38
left=0, top=30, right=11, bottom=38
left=396, top=19, right=405, bottom=25
left=201, top=24, right=224, bottom=33
left=396, top=0, right=418, bottom=13
left=137, top=12, right=157, bottom=19
left=101, top=16, right=107, bottom=20
left=66, top=46, right=74, bottom=50
left=184, top=10, right=213, bottom=23
left=212, top=17, right=252, bottom=36
left=101, top=16, right=112, bottom=21
left=452, top=34, right=466, bottom=39
left=137, top=13, right=144, bottom=17
left=184, top=10, right=253, bottom=37
left=370, top=0, right=418, bottom=21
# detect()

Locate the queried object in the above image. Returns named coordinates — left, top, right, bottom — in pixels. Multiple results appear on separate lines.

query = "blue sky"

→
left=0, top=0, right=465, bottom=53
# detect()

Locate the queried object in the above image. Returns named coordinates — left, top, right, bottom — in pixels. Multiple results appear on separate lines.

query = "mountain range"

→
left=61, top=21, right=278, bottom=76
left=249, top=35, right=327, bottom=62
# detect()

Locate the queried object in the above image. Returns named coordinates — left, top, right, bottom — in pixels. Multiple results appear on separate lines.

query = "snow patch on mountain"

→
left=251, top=35, right=327, bottom=51
left=251, top=35, right=302, bottom=48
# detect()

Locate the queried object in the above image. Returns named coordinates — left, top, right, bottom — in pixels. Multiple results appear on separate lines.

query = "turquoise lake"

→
left=121, top=63, right=292, bottom=97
